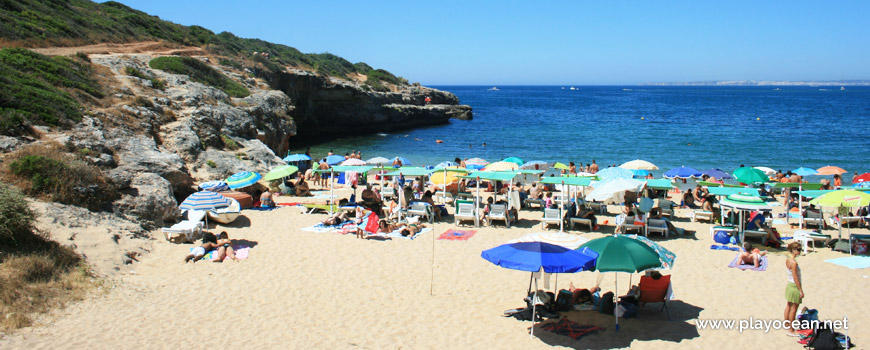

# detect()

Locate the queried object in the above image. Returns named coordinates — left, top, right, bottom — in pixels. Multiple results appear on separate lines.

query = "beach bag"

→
left=714, top=231, right=731, bottom=245
left=364, top=212, right=379, bottom=234
left=807, top=327, right=840, bottom=350
left=555, top=289, right=574, bottom=312
left=598, top=292, right=615, bottom=315
left=765, top=238, right=781, bottom=248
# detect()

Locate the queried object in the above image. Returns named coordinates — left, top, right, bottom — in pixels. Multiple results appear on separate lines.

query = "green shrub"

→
left=124, top=66, right=166, bottom=90
left=149, top=56, right=249, bottom=97
left=0, top=48, right=103, bottom=135
left=220, top=134, right=240, bottom=150
left=7, top=145, right=118, bottom=211
left=0, top=184, right=36, bottom=244
left=219, top=58, right=243, bottom=70
left=206, top=160, right=216, bottom=168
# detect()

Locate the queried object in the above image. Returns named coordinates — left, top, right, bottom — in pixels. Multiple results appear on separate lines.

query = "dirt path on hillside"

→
left=30, top=41, right=206, bottom=57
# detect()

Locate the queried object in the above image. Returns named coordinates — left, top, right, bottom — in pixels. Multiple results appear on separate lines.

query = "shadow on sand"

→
left=531, top=300, right=703, bottom=349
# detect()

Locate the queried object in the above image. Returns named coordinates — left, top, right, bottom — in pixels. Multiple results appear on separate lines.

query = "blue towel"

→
left=825, top=256, right=870, bottom=269
left=710, top=244, right=741, bottom=251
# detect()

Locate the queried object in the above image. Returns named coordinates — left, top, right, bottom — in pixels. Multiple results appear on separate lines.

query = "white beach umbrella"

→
left=753, top=166, right=776, bottom=176
left=619, top=159, right=659, bottom=170
left=585, top=179, right=645, bottom=204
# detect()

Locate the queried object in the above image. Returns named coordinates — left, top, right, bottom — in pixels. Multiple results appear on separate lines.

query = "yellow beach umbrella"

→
left=430, top=171, right=460, bottom=185
left=553, top=162, right=569, bottom=170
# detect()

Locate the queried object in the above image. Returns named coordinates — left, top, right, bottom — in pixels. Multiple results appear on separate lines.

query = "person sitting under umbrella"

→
left=681, top=189, right=697, bottom=208
left=260, top=189, right=274, bottom=207
left=746, top=211, right=783, bottom=246
left=295, top=177, right=312, bottom=197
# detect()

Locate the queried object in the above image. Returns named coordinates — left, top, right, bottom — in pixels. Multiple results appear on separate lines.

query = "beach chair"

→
left=541, top=208, right=562, bottom=230
left=569, top=217, right=593, bottom=231
left=588, top=201, right=607, bottom=214
left=793, top=230, right=831, bottom=255
left=381, top=186, right=396, bottom=200
left=828, top=216, right=862, bottom=230
left=741, top=230, right=768, bottom=245
left=487, top=203, right=510, bottom=228
left=691, top=210, right=714, bottom=223
left=617, top=214, right=645, bottom=234
left=454, top=200, right=478, bottom=227
left=524, top=198, right=544, bottom=209
left=162, top=210, right=206, bottom=243
left=300, top=203, right=338, bottom=214
left=646, top=219, right=669, bottom=238
left=803, top=210, right=824, bottom=229
left=638, top=275, right=672, bottom=320
left=408, top=201, right=434, bottom=223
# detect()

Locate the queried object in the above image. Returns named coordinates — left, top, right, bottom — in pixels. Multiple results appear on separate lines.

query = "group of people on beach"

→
left=184, top=231, right=237, bottom=263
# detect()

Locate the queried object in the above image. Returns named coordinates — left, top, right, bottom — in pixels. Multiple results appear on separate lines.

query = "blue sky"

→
left=110, top=0, right=870, bottom=85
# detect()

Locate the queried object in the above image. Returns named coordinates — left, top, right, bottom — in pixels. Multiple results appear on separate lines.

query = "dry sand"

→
left=2, top=185, right=868, bottom=349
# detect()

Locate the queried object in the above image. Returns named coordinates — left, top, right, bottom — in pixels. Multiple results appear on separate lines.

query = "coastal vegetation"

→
left=149, top=56, right=249, bottom=98
left=0, top=47, right=102, bottom=136
left=0, top=183, right=95, bottom=331
left=124, top=66, right=165, bottom=90
left=0, top=0, right=407, bottom=89
left=5, top=143, right=118, bottom=212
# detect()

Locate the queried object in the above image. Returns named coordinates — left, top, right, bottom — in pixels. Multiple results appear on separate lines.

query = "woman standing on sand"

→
left=784, top=242, right=804, bottom=336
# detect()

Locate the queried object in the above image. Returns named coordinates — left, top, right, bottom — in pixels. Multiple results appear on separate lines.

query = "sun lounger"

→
left=524, top=198, right=544, bottom=209
left=638, top=275, right=672, bottom=319
left=162, top=210, right=206, bottom=243
left=300, top=203, right=339, bottom=214
left=793, top=230, right=831, bottom=254
left=569, top=217, right=593, bottom=231
left=541, top=208, right=561, bottom=230
left=381, top=187, right=396, bottom=200
left=741, top=230, right=768, bottom=244
left=646, top=219, right=669, bottom=238
left=487, top=203, right=510, bottom=228
left=829, top=216, right=863, bottom=230
left=454, top=200, right=479, bottom=227
left=691, top=210, right=714, bottom=223
left=616, top=214, right=645, bottom=234
left=408, top=201, right=435, bottom=223
left=803, top=210, right=824, bottom=229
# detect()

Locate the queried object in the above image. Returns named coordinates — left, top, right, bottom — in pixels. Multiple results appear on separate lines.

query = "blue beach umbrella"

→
left=503, top=157, right=525, bottom=166
left=701, top=168, right=733, bottom=180
left=198, top=180, right=229, bottom=192
left=325, top=155, right=346, bottom=165
left=481, top=241, right=598, bottom=337
left=226, top=171, right=262, bottom=189
left=395, top=156, right=413, bottom=166
left=630, top=169, right=650, bottom=177
left=596, top=167, right=634, bottom=182
left=179, top=191, right=231, bottom=211
left=792, top=167, right=818, bottom=176
left=283, top=154, right=311, bottom=162
left=664, top=166, right=702, bottom=179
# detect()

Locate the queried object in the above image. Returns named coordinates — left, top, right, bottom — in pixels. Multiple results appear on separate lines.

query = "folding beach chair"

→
left=646, top=219, right=669, bottom=238
left=162, top=210, right=206, bottom=243
left=454, top=200, right=479, bottom=227
left=487, top=203, right=510, bottom=228
left=408, top=201, right=434, bottom=223
left=638, top=275, right=672, bottom=320
left=569, top=217, right=593, bottom=231
left=541, top=208, right=561, bottom=230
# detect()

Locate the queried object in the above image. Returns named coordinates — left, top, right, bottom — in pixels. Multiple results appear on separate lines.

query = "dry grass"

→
left=0, top=250, right=96, bottom=331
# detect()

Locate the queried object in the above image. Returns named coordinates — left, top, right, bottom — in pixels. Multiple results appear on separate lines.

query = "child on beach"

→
left=184, top=232, right=219, bottom=263
left=739, top=242, right=766, bottom=268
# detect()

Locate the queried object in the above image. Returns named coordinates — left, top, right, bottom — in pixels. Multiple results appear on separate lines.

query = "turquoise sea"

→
left=291, top=85, right=869, bottom=179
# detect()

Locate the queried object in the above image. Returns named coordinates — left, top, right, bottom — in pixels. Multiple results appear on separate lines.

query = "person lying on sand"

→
left=398, top=222, right=426, bottom=237
left=184, top=232, right=219, bottom=263
left=214, top=231, right=237, bottom=262
left=322, top=211, right=350, bottom=226
left=568, top=274, right=605, bottom=305
left=739, top=242, right=766, bottom=268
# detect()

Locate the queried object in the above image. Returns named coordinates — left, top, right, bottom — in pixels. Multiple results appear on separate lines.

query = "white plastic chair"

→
left=541, top=208, right=561, bottom=230
left=408, top=201, right=434, bottom=223
left=454, top=200, right=478, bottom=227
left=487, top=203, right=510, bottom=228
left=646, top=219, right=669, bottom=238
left=162, top=210, right=206, bottom=243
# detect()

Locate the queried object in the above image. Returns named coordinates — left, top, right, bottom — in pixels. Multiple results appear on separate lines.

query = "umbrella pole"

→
left=430, top=217, right=435, bottom=296
left=442, top=169, right=447, bottom=205
left=560, top=181, right=565, bottom=232
left=531, top=275, right=538, bottom=339
left=329, top=169, right=335, bottom=215
left=799, top=184, right=803, bottom=229
left=615, top=273, right=620, bottom=331
left=476, top=177, right=481, bottom=227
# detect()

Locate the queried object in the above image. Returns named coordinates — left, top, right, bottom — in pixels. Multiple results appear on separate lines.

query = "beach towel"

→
left=728, top=253, right=768, bottom=271
left=300, top=220, right=354, bottom=233
left=367, top=227, right=433, bottom=240
left=540, top=318, right=605, bottom=341
left=247, top=206, right=278, bottom=211
left=771, top=219, right=787, bottom=225
left=710, top=244, right=741, bottom=251
left=189, top=245, right=250, bottom=261
left=438, top=229, right=476, bottom=241
left=275, top=202, right=300, bottom=206
left=825, top=256, right=870, bottom=269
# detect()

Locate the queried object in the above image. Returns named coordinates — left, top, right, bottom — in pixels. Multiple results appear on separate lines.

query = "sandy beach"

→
left=2, top=184, right=868, bottom=349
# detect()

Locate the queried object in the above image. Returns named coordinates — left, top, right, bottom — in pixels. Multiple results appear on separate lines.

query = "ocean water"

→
left=291, top=85, right=869, bottom=178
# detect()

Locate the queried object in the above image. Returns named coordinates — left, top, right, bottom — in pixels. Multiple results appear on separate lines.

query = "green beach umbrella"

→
left=502, top=157, right=524, bottom=166
left=578, top=235, right=662, bottom=273
left=553, top=162, right=569, bottom=170
left=732, top=167, right=769, bottom=184
left=577, top=235, right=663, bottom=331
left=263, top=165, right=299, bottom=181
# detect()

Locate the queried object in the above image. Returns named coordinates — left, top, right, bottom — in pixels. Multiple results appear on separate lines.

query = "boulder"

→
left=113, top=173, right=180, bottom=229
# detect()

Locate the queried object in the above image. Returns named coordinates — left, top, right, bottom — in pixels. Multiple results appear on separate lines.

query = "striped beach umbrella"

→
left=179, top=191, right=231, bottom=211
left=465, top=158, right=489, bottom=170
left=484, top=161, right=519, bottom=172
left=509, top=232, right=590, bottom=250
left=198, top=181, right=229, bottom=192
left=226, top=171, right=262, bottom=189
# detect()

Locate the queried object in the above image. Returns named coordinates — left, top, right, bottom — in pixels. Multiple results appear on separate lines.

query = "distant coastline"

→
left=643, top=80, right=870, bottom=86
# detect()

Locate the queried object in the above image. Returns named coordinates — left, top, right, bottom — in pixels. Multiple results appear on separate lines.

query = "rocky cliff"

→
left=3, top=52, right=471, bottom=274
